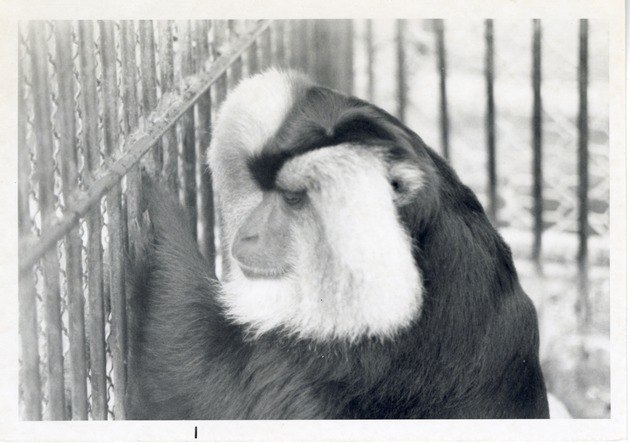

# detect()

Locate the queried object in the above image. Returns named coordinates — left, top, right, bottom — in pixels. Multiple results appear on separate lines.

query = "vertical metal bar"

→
left=77, top=21, right=107, bottom=420
left=55, top=20, right=88, bottom=420
left=577, top=19, right=590, bottom=328
left=18, top=272, right=42, bottom=420
left=180, top=20, right=197, bottom=237
left=297, top=19, right=310, bottom=73
left=99, top=20, right=126, bottom=420
left=247, top=36, right=259, bottom=76
left=485, top=19, right=497, bottom=224
left=288, top=20, right=300, bottom=70
left=306, top=20, right=317, bottom=78
left=274, top=20, right=286, bottom=67
left=396, top=20, right=407, bottom=122
left=228, top=23, right=243, bottom=89
left=78, top=20, right=107, bottom=420
left=366, top=20, right=375, bottom=102
left=120, top=20, right=142, bottom=372
left=312, top=21, right=331, bottom=89
left=18, top=26, right=42, bottom=420
left=29, top=21, right=66, bottom=421
left=212, top=20, right=229, bottom=277
left=139, top=20, right=162, bottom=172
left=532, top=19, right=543, bottom=263
left=341, top=20, right=354, bottom=95
left=195, top=21, right=216, bottom=268
left=435, top=19, right=450, bottom=161
left=159, top=21, right=178, bottom=193
left=120, top=20, right=142, bottom=262
left=212, top=20, right=229, bottom=107
left=312, top=20, right=353, bottom=93
left=260, top=24, right=272, bottom=71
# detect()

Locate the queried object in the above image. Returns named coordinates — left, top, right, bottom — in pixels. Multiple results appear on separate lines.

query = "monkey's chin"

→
left=235, top=261, right=290, bottom=280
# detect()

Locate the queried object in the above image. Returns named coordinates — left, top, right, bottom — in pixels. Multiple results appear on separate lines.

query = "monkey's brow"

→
left=246, top=87, right=414, bottom=191
left=247, top=151, right=294, bottom=191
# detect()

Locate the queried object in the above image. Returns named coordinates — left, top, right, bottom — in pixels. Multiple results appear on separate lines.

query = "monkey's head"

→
left=209, top=70, right=439, bottom=343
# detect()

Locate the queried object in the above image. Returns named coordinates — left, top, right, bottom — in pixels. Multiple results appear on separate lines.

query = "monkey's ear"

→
left=387, top=160, right=426, bottom=207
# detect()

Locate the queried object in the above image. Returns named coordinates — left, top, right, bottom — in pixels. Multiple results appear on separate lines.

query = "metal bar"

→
left=212, top=20, right=230, bottom=277
left=180, top=20, right=197, bottom=237
left=77, top=21, right=107, bottom=420
left=29, top=21, right=66, bottom=421
left=261, top=24, right=272, bottom=71
left=212, top=20, right=229, bottom=112
left=18, top=272, right=42, bottom=420
left=577, top=19, right=590, bottom=328
left=228, top=22, right=243, bottom=89
left=485, top=19, right=497, bottom=224
left=288, top=20, right=300, bottom=70
left=229, top=55, right=243, bottom=90
left=195, top=21, right=216, bottom=268
left=396, top=20, right=407, bottom=122
left=312, top=20, right=354, bottom=92
left=18, top=26, right=42, bottom=420
left=274, top=20, right=286, bottom=67
left=247, top=37, right=259, bottom=76
left=99, top=20, right=126, bottom=420
left=312, top=21, right=331, bottom=89
left=55, top=20, right=88, bottom=420
left=159, top=20, right=178, bottom=193
left=297, top=19, right=310, bottom=73
left=306, top=20, right=317, bottom=78
left=139, top=20, right=163, bottom=172
left=532, top=19, right=543, bottom=263
left=19, top=20, right=273, bottom=272
left=435, top=19, right=450, bottom=161
left=120, top=20, right=142, bottom=262
left=342, top=20, right=354, bottom=95
left=366, top=20, right=374, bottom=102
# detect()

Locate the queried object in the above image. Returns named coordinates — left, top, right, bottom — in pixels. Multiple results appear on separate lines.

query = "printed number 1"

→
left=194, top=426, right=197, bottom=439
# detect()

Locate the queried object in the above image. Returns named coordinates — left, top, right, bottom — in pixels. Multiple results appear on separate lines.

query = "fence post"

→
left=532, top=19, right=543, bottom=265
left=99, top=20, right=127, bottom=420
left=120, top=20, right=142, bottom=265
left=366, top=20, right=375, bottom=103
left=195, top=20, right=216, bottom=268
left=273, top=20, right=286, bottom=67
left=312, top=20, right=354, bottom=94
left=158, top=21, right=179, bottom=194
left=139, top=21, right=162, bottom=172
left=77, top=20, right=108, bottom=420
left=434, top=19, right=450, bottom=162
left=212, top=20, right=230, bottom=279
left=55, top=21, right=89, bottom=420
left=485, top=19, right=497, bottom=224
left=180, top=20, right=198, bottom=238
left=577, top=19, right=590, bottom=330
left=18, top=25, right=42, bottom=420
left=396, top=20, right=407, bottom=123
left=228, top=21, right=244, bottom=88
left=29, top=21, right=66, bottom=420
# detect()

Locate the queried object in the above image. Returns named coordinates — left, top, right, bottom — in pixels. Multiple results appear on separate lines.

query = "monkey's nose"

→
left=231, top=231, right=260, bottom=262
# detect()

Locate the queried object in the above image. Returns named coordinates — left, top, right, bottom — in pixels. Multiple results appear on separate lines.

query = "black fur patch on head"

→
left=247, top=85, right=422, bottom=191
left=248, top=150, right=295, bottom=191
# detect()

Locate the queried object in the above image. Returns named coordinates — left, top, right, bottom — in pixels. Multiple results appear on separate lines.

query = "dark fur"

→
left=126, top=86, right=549, bottom=419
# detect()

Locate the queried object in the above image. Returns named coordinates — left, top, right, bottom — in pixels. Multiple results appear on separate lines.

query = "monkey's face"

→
left=209, top=70, right=426, bottom=343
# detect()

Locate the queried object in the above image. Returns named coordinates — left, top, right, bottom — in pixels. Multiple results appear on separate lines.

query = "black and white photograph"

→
left=1, top=0, right=626, bottom=441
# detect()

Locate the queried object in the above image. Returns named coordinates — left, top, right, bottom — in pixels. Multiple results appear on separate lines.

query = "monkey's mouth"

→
left=235, top=261, right=290, bottom=279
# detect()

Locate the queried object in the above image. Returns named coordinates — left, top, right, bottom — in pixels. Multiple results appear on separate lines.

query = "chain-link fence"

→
left=18, top=19, right=609, bottom=420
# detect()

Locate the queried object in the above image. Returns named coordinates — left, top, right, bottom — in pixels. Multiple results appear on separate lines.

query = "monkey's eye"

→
left=391, top=179, right=402, bottom=192
left=280, top=189, right=307, bottom=208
